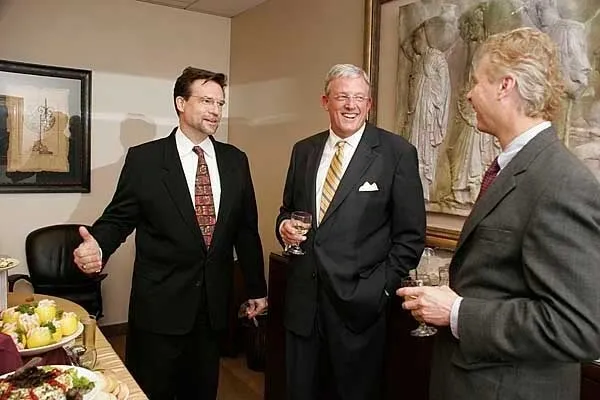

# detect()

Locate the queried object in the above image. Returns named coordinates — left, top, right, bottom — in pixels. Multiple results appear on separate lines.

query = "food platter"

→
left=2, top=299, right=84, bottom=356
left=0, top=257, right=20, bottom=272
left=19, top=321, right=84, bottom=356
left=0, top=364, right=101, bottom=400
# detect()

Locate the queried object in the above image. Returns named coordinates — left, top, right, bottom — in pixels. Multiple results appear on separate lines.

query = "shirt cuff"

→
left=450, top=296, right=463, bottom=339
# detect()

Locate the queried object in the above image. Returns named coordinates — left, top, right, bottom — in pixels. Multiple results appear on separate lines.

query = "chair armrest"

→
left=8, top=274, right=32, bottom=291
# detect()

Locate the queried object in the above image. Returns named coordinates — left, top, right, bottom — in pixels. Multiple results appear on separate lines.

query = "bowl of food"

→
left=0, top=299, right=83, bottom=356
left=0, top=364, right=100, bottom=400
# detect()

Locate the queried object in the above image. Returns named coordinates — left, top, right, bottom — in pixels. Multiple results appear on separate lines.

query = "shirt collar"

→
left=327, top=123, right=366, bottom=149
left=175, top=127, right=216, bottom=159
left=497, top=121, right=551, bottom=170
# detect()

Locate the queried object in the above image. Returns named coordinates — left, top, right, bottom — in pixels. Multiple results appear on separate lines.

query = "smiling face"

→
left=321, top=76, right=372, bottom=138
left=176, top=79, right=224, bottom=139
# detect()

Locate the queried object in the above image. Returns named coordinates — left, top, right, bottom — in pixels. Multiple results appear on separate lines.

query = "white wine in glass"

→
left=286, top=211, right=312, bottom=255
left=400, top=277, right=437, bottom=337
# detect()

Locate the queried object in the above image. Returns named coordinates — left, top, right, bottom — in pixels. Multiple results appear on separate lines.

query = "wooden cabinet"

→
left=265, top=252, right=600, bottom=400
left=581, top=363, right=600, bottom=400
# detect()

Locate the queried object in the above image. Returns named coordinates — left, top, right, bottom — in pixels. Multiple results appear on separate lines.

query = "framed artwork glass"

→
left=0, top=59, right=91, bottom=193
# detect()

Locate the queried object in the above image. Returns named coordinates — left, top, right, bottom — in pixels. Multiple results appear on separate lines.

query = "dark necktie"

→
left=193, top=146, right=216, bottom=247
left=477, top=157, right=500, bottom=200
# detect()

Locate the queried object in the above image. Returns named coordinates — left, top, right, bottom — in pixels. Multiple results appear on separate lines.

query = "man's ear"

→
left=321, top=94, right=329, bottom=111
left=498, top=75, right=516, bottom=99
left=175, top=96, right=186, bottom=113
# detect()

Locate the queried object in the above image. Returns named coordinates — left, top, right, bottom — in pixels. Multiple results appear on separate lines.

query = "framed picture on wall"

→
left=364, top=0, right=600, bottom=248
left=0, top=59, right=91, bottom=193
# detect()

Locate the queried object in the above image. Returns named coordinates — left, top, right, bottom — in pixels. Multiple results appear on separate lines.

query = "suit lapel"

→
left=320, top=124, right=379, bottom=225
left=211, top=139, right=234, bottom=249
left=307, top=132, right=328, bottom=228
left=455, top=128, right=559, bottom=252
left=161, top=128, right=207, bottom=252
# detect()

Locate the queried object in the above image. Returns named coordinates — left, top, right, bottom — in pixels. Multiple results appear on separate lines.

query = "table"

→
left=8, top=292, right=147, bottom=399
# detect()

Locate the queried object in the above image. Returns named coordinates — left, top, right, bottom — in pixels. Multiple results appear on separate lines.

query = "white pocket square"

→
left=358, top=182, right=379, bottom=192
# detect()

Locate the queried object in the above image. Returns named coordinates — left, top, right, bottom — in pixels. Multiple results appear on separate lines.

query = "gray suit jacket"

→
left=430, top=127, right=600, bottom=400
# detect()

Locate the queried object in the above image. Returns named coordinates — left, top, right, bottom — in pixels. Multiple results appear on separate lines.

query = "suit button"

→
left=312, top=272, right=316, bottom=279
left=194, top=281, right=202, bottom=287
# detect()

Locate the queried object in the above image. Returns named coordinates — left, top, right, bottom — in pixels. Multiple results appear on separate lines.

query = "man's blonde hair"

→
left=474, top=27, right=564, bottom=121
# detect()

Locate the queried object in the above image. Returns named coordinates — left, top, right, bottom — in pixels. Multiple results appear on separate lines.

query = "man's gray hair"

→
left=324, top=64, right=371, bottom=95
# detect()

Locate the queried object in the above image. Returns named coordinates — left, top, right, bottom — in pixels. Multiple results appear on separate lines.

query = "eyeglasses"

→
left=331, top=94, right=370, bottom=104
left=189, top=95, right=226, bottom=108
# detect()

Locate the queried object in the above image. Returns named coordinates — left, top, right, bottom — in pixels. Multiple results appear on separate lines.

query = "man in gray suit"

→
left=398, top=27, right=600, bottom=400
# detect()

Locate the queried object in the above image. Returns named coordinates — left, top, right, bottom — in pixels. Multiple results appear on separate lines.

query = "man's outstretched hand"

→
left=73, top=226, right=102, bottom=274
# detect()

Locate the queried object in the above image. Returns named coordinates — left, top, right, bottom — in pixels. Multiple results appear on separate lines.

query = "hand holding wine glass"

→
left=281, top=211, right=312, bottom=256
left=400, top=277, right=438, bottom=337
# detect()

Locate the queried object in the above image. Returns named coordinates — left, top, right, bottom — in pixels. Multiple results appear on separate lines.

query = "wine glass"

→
left=401, top=276, right=437, bottom=337
left=70, top=315, right=97, bottom=369
left=285, top=211, right=312, bottom=256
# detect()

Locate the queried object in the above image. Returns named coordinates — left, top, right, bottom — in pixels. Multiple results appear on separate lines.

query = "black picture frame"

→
left=0, top=59, right=91, bottom=193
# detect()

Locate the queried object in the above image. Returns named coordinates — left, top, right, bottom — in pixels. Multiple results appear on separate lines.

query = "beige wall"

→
left=0, top=0, right=231, bottom=325
left=229, top=0, right=366, bottom=265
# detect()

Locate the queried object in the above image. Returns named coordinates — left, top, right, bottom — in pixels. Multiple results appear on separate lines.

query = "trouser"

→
left=286, top=289, right=387, bottom=400
left=126, top=289, right=220, bottom=400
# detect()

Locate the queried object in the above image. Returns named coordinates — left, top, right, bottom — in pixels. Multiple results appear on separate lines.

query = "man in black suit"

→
left=73, top=67, right=267, bottom=400
left=398, top=28, right=600, bottom=400
left=276, top=63, right=426, bottom=400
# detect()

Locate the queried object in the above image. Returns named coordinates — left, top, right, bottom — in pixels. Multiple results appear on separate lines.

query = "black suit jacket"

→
left=92, top=128, right=267, bottom=334
left=276, top=124, right=426, bottom=335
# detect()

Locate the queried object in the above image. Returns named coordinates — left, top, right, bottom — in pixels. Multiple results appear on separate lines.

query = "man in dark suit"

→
left=398, top=27, right=600, bottom=400
left=276, top=63, right=426, bottom=400
left=73, top=67, right=267, bottom=400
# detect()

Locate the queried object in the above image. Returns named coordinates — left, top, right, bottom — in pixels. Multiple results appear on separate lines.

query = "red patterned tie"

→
left=193, top=146, right=216, bottom=247
left=477, top=157, right=500, bottom=200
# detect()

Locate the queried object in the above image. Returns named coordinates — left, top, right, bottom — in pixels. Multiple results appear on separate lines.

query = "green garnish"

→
left=68, top=370, right=95, bottom=392
left=41, top=321, right=57, bottom=333
left=56, top=309, right=64, bottom=319
left=15, top=303, right=36, bottom=315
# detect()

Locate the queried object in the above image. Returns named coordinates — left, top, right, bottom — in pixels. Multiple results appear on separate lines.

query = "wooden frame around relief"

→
left=364, top=0, right=460, bottom=249
left=0, top=59, right=91, bottom=193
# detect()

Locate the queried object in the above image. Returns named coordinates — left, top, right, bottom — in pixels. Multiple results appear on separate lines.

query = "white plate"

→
left=0, top=364, right=101, bottom=400
left=0, top=257, right=19, bottom=271
left=19, top=322, right=84, bottom=356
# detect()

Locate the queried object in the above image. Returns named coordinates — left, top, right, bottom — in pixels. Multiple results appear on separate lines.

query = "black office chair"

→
left=8, top=224, right=107, bottom=319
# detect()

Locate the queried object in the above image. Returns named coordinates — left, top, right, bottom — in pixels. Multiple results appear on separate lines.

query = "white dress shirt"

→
left=450, top=120, right=552, bottom=339
left=315, top=124, right=366, bottom=223
left=175, top=128, right=221, bottom=217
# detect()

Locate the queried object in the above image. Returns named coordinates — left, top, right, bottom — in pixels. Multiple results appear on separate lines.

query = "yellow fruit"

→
left=27, top=327, right=53, bottom=348
left=50, top=320, right=63, bottom=342
left=1, top=322, right=16, bottom=335
left=35, top=303, right=57, bottom=324
left=60, top=312, right=79, bottom=336
left=2, top=308, right=19, bottom=324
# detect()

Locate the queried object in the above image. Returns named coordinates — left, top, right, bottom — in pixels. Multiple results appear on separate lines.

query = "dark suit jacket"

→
left=430, top=127, right=600, bottom=400
left=92, top=128, right=267, bottom=334
left=276, top=124, right=426, bottom=335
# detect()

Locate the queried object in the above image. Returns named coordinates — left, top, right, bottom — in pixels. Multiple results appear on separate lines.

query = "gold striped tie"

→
left=319, top=140, right=345, bottom=223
